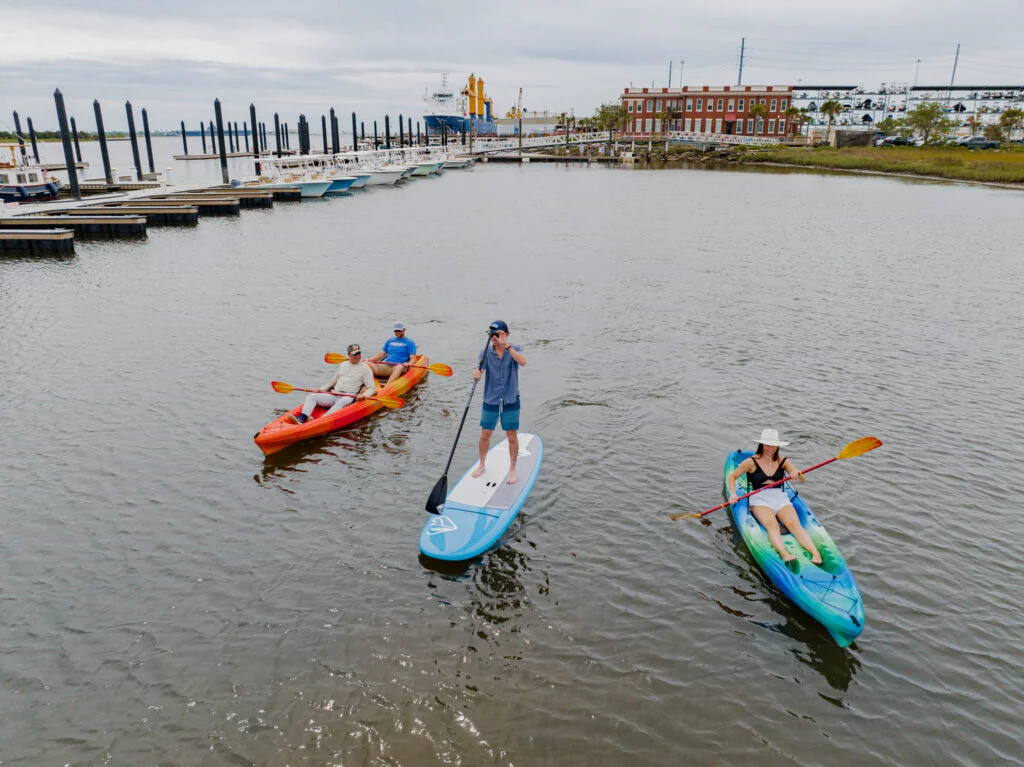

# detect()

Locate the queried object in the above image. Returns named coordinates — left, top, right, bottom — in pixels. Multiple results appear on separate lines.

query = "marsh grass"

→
left=741, top=146, right=1024, bottom=184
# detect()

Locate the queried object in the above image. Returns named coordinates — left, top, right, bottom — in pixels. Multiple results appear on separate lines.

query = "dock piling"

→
left=70, top=117, right=83, bottom=163
left=385, top=115, right=391, bottom=149
left=200, top=121, right=207, bottom=153
left=399, top=113, right=404, bottom=147
left=408, top=117, right=413, bottom=147
left=209, top=120, right=216, bottom=154
left=330, top=108, right=338, bottom=154
left=321, top=115, right=328, bottom=154
left=27, top=117, right=41, bottom=162
left=243, top=121, right=249, bottom=152
left=373, top=120, right=378, bottom=150
left=142, top=107, right=155, bottom=174
left=94, top=100, right=113, bottom=184
left=12, top=111, right=29, bottom=163
left=54, top=89, right=81, bottom=200
left=214, top=98, right=229, bottom=184
left=249, top=104, right=261, bottom=175
left=274, top=113, right=282, bottom=158
left=125, top=102, right=143, bottom=180
left=181, top=121, right=189, bottom=155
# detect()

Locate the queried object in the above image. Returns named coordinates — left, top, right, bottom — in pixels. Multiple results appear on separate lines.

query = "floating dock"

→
left=0, top=228, right=75, bottom=254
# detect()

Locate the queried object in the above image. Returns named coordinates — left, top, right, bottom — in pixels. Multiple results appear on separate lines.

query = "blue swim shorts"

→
left=480, top=398, right=520, bottom=431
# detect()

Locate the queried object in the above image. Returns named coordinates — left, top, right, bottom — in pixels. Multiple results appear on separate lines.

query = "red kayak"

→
left=255, top=355, right=429, bottom=456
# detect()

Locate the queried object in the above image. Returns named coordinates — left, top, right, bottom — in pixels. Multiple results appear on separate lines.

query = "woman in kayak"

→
left=727, top=429, right=822, bottom=565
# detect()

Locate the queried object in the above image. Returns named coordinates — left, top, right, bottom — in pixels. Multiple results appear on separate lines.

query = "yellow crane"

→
left=506, top=87, right=524, bottom=119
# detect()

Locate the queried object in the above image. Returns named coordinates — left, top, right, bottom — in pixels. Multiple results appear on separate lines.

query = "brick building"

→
left=620, top=85, right=796, bottom=138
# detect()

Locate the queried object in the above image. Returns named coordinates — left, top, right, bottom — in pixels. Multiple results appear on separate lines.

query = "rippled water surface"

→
left=2, top=150, right=1023, bottom=765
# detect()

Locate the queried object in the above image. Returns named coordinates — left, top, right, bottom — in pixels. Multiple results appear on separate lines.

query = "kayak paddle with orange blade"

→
left=270, top=380, right=404, bottom=409
left=324, top=352, right=452, bottom=376
left=670, top=436, right=883, bottom=521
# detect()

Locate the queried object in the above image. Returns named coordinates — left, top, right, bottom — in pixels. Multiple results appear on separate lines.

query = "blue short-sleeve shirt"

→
left=480, top=344, right=523, bottom=405
left=382, top=336, right=417, bottom=364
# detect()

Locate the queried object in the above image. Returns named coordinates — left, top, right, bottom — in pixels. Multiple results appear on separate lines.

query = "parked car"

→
left=956, top=136, right=1000, bottom=149
left=876, top=135, right=914, bottom=146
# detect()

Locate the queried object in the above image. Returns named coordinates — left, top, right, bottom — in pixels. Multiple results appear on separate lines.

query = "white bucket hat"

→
left=754, top=428, right=790, bottom=447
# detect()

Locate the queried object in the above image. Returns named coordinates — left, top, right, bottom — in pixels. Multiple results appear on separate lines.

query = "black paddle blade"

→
left=425, top=475, right=447, bottom=514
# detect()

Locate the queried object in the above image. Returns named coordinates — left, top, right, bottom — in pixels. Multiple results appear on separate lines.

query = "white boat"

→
left=247, top=177, right=332, bottom=197
left=0, top=144, right=64, bottom=203
left=410, top=161, right=445, bottom=177
left=442, top=157, right=476, bottom=169
left=362, top=168, right=405, bottom=185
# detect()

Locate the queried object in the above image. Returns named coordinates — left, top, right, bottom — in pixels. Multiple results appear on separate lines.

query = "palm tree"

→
left=965, top=115, right=983, bottom=136
left=1000, top=108, right=1024, bottom=140
left=783, top=106, right=806, bottom=138
left=748, top=103, right=768, bottom=135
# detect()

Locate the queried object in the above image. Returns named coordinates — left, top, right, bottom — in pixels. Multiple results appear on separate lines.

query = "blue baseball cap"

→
left=489, top=320, right=509, bottom=334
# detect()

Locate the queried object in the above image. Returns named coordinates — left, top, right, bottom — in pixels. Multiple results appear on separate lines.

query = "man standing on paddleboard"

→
left=472, top=321, right=527, bottom=484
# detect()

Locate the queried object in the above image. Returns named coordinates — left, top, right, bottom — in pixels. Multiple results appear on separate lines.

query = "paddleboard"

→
left=419, top=433, right=543, bottom=561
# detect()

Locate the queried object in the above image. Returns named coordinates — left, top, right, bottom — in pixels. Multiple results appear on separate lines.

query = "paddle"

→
left=324, top=352, right=452, bottom=376
left=270, top=380, right=404, bottom=409
left=670, top=436, right=883, bottom=521
left=424, top=338, right=492, bottom=514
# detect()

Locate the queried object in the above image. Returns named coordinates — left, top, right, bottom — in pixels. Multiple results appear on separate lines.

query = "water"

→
left=2, top=154, right=1023, bottom=765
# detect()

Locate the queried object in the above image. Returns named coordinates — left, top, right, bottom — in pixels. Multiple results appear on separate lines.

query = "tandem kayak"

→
left=724, top=450, right=865, bottom=647
left=254, top=355, right=429, bottom=456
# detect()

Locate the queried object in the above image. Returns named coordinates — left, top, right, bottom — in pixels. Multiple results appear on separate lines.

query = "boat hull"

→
left=325, top=176, right=357, bottom=194
left=255, top=354, right=429, bottom=456
left=725, top=450, right=865, bottom=647
left=363, top=169, right=405, bottom=185
left=0, top=181, right=61, bottom=202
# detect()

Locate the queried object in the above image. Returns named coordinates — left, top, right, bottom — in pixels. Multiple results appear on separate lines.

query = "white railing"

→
left=650, top=131, right=783, bottom=146
left=470, top=131, right=612, bottom=154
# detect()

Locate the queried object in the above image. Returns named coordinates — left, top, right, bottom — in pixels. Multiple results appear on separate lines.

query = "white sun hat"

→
left=754, top=428, right=790, bottom=447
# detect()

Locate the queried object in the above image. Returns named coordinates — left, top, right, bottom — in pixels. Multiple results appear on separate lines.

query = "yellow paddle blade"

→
left=428, top=362, right=453, bottom=376
left=837, top=436, right=883, bottom=460
left=324, top=352, right=346, bottom=364
left=271, top=380, right=295, bottom=394
left=669, top=510, right=703, bottom=521
left=372, top=395, right=405, bottom=409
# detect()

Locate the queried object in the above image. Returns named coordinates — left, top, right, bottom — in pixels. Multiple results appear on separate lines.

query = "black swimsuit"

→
left=747, top=458, right=786, bottom=490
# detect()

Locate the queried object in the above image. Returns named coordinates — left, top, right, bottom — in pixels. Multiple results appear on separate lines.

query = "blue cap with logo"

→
left=488, top=320, right=509, bottom=334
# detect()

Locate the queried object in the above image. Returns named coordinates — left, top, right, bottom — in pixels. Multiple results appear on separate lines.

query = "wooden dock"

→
left=60, top=206, right=200, bottom=226
left=0, top=229, right=75, bottom=254
left=0, top=215, right=146, bottom=237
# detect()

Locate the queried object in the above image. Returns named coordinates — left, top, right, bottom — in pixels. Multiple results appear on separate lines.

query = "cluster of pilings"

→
left=10, top=91, right=471, bottom=203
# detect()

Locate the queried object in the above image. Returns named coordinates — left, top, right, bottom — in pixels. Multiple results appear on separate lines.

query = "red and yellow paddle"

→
left=324, top=352, right=452, bottom=376
left=270, top=380, right=404, bottom=409
left=670, top=436, right=883, bottom=521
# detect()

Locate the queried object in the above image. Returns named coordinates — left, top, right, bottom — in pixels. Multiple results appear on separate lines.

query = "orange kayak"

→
left=255, top=354, right=430, bottom=456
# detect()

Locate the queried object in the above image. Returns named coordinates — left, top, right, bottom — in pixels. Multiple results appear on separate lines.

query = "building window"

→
left=728, top=99, right=735, bottom=111
left=634, top=118, right=641, bottom=132
left=746, top=119, right=754, bottom=133
left=770, top=99, right=777, bottom=111
left=646, top=119, right=653, bottom=132
left=760, top=99, right=766, bottom=105
left=686, top=118, right=693, bottom=131
left=686, top=98, right=693, bottom=112
left=715, top=118, right=722, bottom=133
left=717, top=99, right=724, bottom=111
left=779, top=119, right=786, bottom=134
left=768, top=119, right=776, bottom=133
left=656, top=99, right=663, bottom=111
left=781, top=99, right=788, bottom=110
left=654, top=119, right=661, bottom=132
left=738, top=98, right=745, bottom=111
left=696, top=98, right=703, bottom=111
left=627, top=101, right=633, bottom=113
left=646, top=100, right=653, bottom=111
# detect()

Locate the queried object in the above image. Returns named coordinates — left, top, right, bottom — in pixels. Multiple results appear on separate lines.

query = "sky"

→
left=2, top=0, right=1023, bottom=133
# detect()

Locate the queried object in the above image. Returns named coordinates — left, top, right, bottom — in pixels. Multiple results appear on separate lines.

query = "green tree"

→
left=819, top=100, right=843, bottom=131
left=748, top=102, right=768, bottom=135
left=965, top=115, right=983, bottom=135
left=999, top=108, right=1023, bottom=139
left=876, top=116, right=901, bottom=135
left=783, top=106, right=805, bottom=137
left=983, top=123, right=1004, bottom=142
left=906, top=101, right=953, bottom=143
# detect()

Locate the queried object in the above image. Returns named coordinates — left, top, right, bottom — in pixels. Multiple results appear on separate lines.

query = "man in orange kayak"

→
left=472, top=320, right=527, bottom=484
left=368, top=321, right=417, bottom=384
left=288, top=343, right=377, bottom=424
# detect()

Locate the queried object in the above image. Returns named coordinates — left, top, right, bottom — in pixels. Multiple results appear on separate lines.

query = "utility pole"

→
left=668, top=60, right=672, bottom=89
left=737, top=37, right=746, bottom=86
left=679, top=60, right=685, bottom=86
left=948, top=43, right=961, bottom=102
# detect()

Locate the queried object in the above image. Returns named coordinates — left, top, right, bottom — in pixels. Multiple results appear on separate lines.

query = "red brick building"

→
left=620, top=85, right=796, bottom=138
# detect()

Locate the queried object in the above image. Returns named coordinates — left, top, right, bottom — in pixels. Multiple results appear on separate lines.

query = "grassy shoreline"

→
left=737, top=146, right=1024, bottom=185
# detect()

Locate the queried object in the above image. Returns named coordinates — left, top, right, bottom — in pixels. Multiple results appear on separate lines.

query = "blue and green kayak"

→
left=724, top=450, right=865, bottom=647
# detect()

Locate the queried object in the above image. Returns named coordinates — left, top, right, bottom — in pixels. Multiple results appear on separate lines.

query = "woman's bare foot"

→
left=507, top=468, right=517, bottom=484
left=811, top=554, right=823, bottom=565
left=781, top=552, right=797, bottom=563
left=471, top=464, right=486, bottom=478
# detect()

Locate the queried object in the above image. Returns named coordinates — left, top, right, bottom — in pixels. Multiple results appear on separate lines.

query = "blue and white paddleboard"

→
left=419, top=433, right=543, bottom=561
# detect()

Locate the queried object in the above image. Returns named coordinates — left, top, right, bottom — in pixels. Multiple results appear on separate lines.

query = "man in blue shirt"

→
left=472, top=320, right=527, bottom=484
left=369, top=322, right=418, bottom=384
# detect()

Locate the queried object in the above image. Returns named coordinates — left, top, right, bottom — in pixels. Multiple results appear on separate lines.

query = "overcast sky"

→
left=2, top=0, right=1023, bottom=132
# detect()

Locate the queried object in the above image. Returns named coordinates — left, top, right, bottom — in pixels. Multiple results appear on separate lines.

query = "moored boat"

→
left=0, top=145, right=64, bottom=203
left=724, top=449, right=865, bottom=647
left=255, top=354, right=430, bottom=456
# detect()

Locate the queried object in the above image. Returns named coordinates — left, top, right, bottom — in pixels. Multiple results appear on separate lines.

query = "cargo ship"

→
left=423, top=73, right=498, bottom=136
